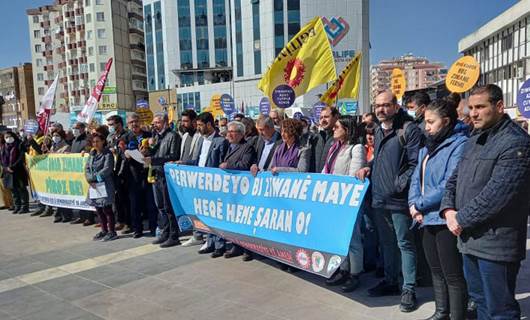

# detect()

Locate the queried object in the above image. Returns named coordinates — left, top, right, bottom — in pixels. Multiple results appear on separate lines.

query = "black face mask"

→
left=425, top=123, right=454, bottom=154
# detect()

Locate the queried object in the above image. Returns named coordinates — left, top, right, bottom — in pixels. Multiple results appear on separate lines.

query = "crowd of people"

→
left=1, top=83, right=529, bottom=319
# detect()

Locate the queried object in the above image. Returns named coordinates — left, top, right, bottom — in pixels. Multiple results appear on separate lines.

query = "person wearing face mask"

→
left=0, top=134, right=14, bottom=211
left=1, top=132, right=30, bottom=214
left=49, top=130, right=73, bottom=223
left=408, top=98, right=469, bottom=320
left=406, top=92, right=431, bottom=132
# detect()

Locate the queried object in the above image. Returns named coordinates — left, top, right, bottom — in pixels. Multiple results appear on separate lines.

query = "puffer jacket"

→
left=150, top=128, right=181, bottom=178
left=408, top=122, right=469, bottom=225
left=440, top=114, right=530, bottom=262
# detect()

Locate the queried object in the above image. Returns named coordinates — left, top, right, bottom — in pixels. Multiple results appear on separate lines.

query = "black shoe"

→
left=160, top=238, right=181, bottom=248
left=53, top=216, right=63, bottom=223
left=133, top=232, right=143, bottom=239
left=121, top=228, right=134, bottom=235
left=224, top=248, right=242, bottom=259
left=152, top=237, right=168, bottom=245
left=30, top=210, right=43, bottom=217
left=40, top=209, right=54, bottom=217
left=341, top=275, right=360, bottom=292
left=93, top=231, right=107, bottom=241
left=211, top=249, right=225, bottom=258
left=12, top=207, right=20, bottom=214
left=61, top=217, right=72, bottom=223
left=375, top=267, right=385, bottom=278
left=18, top=208, right=30, bottom=214
left=102, top=231, right=118, bottom=242
left=8, top=206, right=15, bottom=211
left=70, top=218, right=84, bottom=224
left=326, top=270, right=349, bottom=286
left=198, top=247, right=214, bottom=254
left=466, top=300, right=477, bottom=320
left=399, top=289, right=417, bottom=313
left=242, top=251, right=253, bottom=262
left=367, top=280, right=401, bottom=297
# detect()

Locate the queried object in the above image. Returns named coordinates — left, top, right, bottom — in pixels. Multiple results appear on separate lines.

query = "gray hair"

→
left=257, top=116, right=274, bottom=128
left=127, top=113, right=140, bottom=121
left=153, top=112, right=168, bottom=122
left=228, top=121, right=245, bottom=134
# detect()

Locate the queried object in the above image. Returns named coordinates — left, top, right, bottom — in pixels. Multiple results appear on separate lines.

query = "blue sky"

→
left=0, top=0, right=519, bottom=69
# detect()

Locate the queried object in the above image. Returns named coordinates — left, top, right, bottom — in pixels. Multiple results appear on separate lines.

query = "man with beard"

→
left=356, top=91, right=422, bottom=313
left=406, top=92, right=430, bottom=131
left=311, top=106, right=339, bottom=173
left=179, top=110, right=202, bottom=164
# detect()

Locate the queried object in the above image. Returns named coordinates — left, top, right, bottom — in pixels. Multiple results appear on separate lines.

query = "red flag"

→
left=77, top=58, right=113, bottom=123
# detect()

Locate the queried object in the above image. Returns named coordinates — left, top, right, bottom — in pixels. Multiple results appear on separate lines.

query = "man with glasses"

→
left=356, top=91, right=422, bottom=312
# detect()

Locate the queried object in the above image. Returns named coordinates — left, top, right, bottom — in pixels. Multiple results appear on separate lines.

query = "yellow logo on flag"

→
left=321, top=52, right=362, bottom=106
left=258, top=17, right=336, bottom=108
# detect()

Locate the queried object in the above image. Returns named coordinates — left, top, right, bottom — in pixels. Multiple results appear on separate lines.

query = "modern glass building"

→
left=143, top=0, right=370, bottom=115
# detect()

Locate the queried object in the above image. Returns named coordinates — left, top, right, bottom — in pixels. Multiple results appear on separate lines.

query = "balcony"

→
left=128, top=24, right=143, bottom=36
left=130, top=43, right=145, bottom=51
left=76, top=40, right=86, bottom=48
left=76, top=24, right=85, bottom=32
left=42, top=50, right=53, bottom=58
left=41, top=36, right=52, bottom=44
left=43, top=65, right=54, bottom=72
left=128, top=12, right=143, bottom=21
left=40, top=20, right=50, bottom=28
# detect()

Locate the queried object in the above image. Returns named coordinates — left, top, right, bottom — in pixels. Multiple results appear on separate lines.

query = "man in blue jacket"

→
left=441, top=84, right=530, bottom=319
left=356, top=90, right=422, bottom=312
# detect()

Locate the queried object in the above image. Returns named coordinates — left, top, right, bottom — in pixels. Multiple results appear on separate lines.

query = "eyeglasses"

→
left=227, top=130, right=240, bottom=134
left=374, top=103, right=393, bottom=109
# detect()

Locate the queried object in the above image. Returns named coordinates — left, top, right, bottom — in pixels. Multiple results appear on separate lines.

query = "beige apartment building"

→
left=0, top=64, right=36, bottom=129
left=27, top=0, right=147, bottom=127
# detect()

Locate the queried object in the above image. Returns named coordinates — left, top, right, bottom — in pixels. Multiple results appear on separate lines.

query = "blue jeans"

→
left=463, top=254, right=520, bottom=320
left=373, top=208, right=417, bottom=292
left=340, top=209, right=364, bottom=275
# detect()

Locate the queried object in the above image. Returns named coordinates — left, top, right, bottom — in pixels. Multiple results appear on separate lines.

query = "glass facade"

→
left=144, top=4, right=155, bottom=91
left=178, top=0, right=192, bottom=69
left=252, top=1, right=261, bottom=74
left=235, top=0, right=243, bottom=76
left=213, top=0, right=227, bottom=67
left=287, top=0, right=300, bottom=41
left=154, top=1, right=165, bottom=89
left=274, top=0, right=284, bottom=56
left=178, top=92, right=201, bottom=112
left=195, top=0, right=209, bottom=68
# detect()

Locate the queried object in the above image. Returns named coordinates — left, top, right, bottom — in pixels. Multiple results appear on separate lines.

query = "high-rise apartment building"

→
left=143, top=0, right=370, bottom=115
left=0, top=64, right=36, bottom=129
left=370, top=54, right=447, bottom=102
left=27, top=0, right=147, bottom=127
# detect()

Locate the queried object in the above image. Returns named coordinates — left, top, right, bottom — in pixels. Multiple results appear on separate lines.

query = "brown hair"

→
left=281, top=119, right=303, bottom=138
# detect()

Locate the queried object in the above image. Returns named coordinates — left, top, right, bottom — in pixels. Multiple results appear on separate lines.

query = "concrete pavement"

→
left=0, top=208, right=529, bottom=320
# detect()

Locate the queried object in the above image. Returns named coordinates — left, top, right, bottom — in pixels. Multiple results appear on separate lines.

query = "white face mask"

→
left=407, top=110, right=416, bottom=120
left=5, top=137, right=14, bottom=144
left=52, top=136, right=62, bottom=144
left=72, top=129, right=81, bottom=137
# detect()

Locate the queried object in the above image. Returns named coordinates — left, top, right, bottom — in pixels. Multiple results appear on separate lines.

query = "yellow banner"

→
left=258, top=17, right=336, bottom=108
left=321, top=52, right=362, bottom=105
left=26, top=153, right=94, bottom=210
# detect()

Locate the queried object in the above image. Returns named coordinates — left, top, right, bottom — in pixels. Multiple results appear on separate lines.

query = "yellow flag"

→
left=320, top=52, right=362, bottom=106
left=258, top=17, right=336, bottom=108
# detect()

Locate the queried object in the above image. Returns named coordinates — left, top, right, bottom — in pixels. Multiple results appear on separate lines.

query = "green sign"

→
left=103, top=87, right=116, bottom=94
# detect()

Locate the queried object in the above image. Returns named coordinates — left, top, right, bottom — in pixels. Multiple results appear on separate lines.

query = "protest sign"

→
left=137, top=108, right=154, bottom=126
left=517, top=78, right=530, bottom=118
left=220, top=94, right=236, bottom=115
left=26, top=154, right=94, bottom=211
left=165, top=164, right=369, bottom=277
left=446, top=55, right=480, bottom=93
left=259, top=97, right=271, bottom=115
left=24, top=119, right=40, bottom=135
left=391, top=68, right=406, bottom=100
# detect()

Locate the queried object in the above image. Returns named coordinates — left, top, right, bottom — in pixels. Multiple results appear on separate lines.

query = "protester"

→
left=50, top=129, right=73, bottom=223
left=406, top=92, right=431, bottom=130
left=241, top=117, right=259, bottom=147
left=312, top=106, right=339, bottom=173
left=217, top=121, right=256, bottom=260
left=179, top=110, right=202, bottom=164
left=218, top=117, right=228, bottom=137
left=0, top=134, right=14, bottom=211
left=233, top=113, right=245, bottom=122
left=409, top=99, right=469, bottom=320
left=1, top=131, right=30, bottom=214
left=364, top=123, right=376, bottom=162
left=322, top=115, right=366, bottom=292
left=269, top=109, right=285, bottom=131
left=145, top=112, right=182, bottom=248
left=250, top=116, right=282, bottom=176
left=362, top=112, right=377, bottom=125
left=86, top=128, right=118, bottom=241
left=440, top=84, right=530, bottom=319
left=270, top=119, right=310, bottom=174
left=356, top=91, right=422, bottom=312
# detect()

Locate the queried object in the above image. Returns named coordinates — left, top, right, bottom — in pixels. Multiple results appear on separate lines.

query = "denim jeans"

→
left=463, top=254, right=520, bottom=320
left=340, top=210, right=364, bottom=275
left=372, top=208, right=417, bottom=292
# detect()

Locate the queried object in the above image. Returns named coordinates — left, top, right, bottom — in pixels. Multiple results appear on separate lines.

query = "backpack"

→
left=397, top=121, right=413, bottom=147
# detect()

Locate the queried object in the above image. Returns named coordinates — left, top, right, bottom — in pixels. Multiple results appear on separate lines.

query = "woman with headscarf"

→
left=1, top=131, right=30, bottom=214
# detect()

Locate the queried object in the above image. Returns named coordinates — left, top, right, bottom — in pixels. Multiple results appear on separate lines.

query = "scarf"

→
left=324, top=140, right=343, bottom=174
left=272, top=142, right=300, bottom=168
left=425, top=123, right=455, bottom=155
left=1, top=143, right=17, bottom=167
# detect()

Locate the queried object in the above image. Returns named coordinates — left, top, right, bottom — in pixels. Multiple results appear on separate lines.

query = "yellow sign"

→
left=203, top=94, right=225, bottom=119
left=391, top=68, right=406, bottom=99
left=321, top=52, right=362, bottom=105
left=258, top=17, right=336, bottom=108
left=446, top=55, right=480, bottom=93
left=136, top=108, right=154, bottom=126
left=98, top=102, right=117, bottom=111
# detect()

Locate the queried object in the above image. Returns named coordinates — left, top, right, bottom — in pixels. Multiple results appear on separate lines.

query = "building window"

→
left=97, top=28, right=106, bottom=39
left=235, top=0, right=243, bottom=76
left=35, top=44, right=41, bottom=53
left=36, top=59, right=43, bottom=67
left=96, top=12, right=104, bottom=22
left=38, top=87, right=45, bottom=95
left=33, top=30, right=41, bottom=38
left=96, top=0, right=103, bottom=4
left=213, top=0, right=227, bottom=67
left=252, top=1, right=261, bottom=75
left=88, top=47, right=94, bottom=56
left=144, top=3, right=156, bottom=91
left=85, top=13, right=91, bottom=23
left=178, top=0, right=193, bottom=70
left=274, top=0, right=284, bottom=56
left=90, top=63, right=95, bottom=72
left=287, top=0, right=300, bottom=41
left=100, top=63, right=106, bottom=72
left=501, top=33, right=513, bottom=52
left=33, top=16, right=39, bottom=23
left=87, top=30, right=92, bottom=39
left=37, top=73, right=44, bottom=81
left=195, top=0, right=209, bottom=68
left=85, top=0, right=90, bottom=6
left=98, top=45, right=107, bottom=55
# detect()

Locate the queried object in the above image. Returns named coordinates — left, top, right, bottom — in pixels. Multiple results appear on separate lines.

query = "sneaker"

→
left=182, top=237, right=204, bottom=247
left=102, top=232, right=118, bottom=242
left=93, top=231, right=107, bottom=241
left=399, top=289, right=417, bottom=313
left=367, top=280, right=401, bottom=297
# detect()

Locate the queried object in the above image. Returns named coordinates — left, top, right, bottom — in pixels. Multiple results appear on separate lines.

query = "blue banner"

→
left=165, top=164, right=369, bottom=277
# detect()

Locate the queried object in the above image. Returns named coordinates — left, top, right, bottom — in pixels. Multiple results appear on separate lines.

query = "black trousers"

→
left=423, top=225, right=467, bottom=319
left=114, top=180, right=130, bottom=225
left=153, top=177, right=179, bottom=241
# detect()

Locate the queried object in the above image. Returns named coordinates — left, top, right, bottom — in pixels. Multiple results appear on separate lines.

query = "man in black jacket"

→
left=356, top=91, right=422, bottom=312
left=145, top=112, right=182, bottom=248
left=441, top=84, right=530, bottom=319
left=311, top=106, right=339, bottom=173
